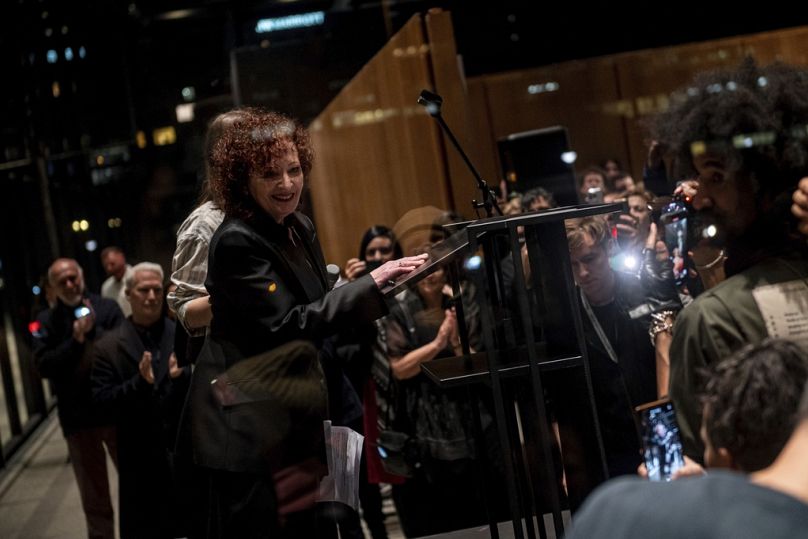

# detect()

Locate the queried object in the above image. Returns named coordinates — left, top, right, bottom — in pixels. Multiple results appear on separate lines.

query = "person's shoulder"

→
left=178, top=201, right=225, bottom=239
left=101, top=274, right=114, bottom=290
left=289, top=212, right=316, bottom=238
left=93, top=321, right=126, bottom=353
left=568, top=477, right=657, bottom=536
left=88, top=293, right=123, bottom=321
left=211, top=217, right=258, bottom=246
left=88, top=292, right=118, bottom=310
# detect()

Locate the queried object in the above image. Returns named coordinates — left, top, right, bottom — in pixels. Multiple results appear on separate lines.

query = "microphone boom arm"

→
left=418, top=89, right=502, bottom=217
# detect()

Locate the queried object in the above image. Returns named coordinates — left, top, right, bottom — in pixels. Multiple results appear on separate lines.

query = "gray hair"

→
left=125, top=262, right=164, bottom=291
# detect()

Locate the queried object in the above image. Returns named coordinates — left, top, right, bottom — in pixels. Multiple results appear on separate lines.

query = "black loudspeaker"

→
left=497, top=127, right=579, bottom=208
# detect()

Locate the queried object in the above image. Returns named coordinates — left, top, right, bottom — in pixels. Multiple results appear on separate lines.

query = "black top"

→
left=189, top=211, right=387, bottom=473
left=567, top=471, right=808, bottom=539
left=32, top=292, right=124, bottom=435
left=580, top=271, right=659, bottom=477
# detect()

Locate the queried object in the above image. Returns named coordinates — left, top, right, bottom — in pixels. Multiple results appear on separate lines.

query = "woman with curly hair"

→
left=186, top=108, right=425, bottom=537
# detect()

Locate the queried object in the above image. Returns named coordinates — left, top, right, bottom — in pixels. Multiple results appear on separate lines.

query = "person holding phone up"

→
left=32, top=258, right=125, bottom=539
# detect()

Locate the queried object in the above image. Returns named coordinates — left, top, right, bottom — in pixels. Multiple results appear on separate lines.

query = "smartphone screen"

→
left=635, top=398, right=685, bottom=481
left=585, top=187, right=604, bottom=204
left=661, top=212, right=688, bottom=286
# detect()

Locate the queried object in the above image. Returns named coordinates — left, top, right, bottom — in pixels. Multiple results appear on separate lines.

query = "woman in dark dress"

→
left=384, top=261, right=490, bottom=537
left=186, top=108, right=425, bottom=538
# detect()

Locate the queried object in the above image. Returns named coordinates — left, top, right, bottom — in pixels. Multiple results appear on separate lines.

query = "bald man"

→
left=33, top=258, right=124, bottom=539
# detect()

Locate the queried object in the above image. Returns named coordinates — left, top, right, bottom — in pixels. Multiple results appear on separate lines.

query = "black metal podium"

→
left=383, top=202, right=621, bottom=539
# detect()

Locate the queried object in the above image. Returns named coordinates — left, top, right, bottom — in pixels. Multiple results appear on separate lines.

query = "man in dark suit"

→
left=33, top=258, right=124, bottom=539
left=91, top=262, right=190, bottom=539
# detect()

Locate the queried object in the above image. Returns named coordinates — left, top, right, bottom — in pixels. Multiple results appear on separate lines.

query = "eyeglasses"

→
left=365, top=246, right=393, bottom=257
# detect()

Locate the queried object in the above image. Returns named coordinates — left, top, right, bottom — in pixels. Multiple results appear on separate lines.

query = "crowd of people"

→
left=28, top=57, right=808, bottom=539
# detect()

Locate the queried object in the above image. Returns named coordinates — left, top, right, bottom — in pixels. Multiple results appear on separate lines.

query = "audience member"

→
left=566, top=216, right=680, bottom=475
left=91, top=262, right=190, bottom=539
left=600, top=158, right=622, bottom=183
left=339, top=225, right=402, bottom=539
left=654, top=59, right=808, bottom=462
left=168, top=110, right=248, bottom=365
left=100, top=246, right=134, bottom=317
left=566, top=338, right=808, bottom=539
left=641, top=338, right=808, bottom=479
left=579, top=166, right=608, bottom=202
left=609, top=172, right=636, bottom=196
left=33, top=258, right=123, bottom=539
left=185, top=108, right=425, bottom=537
left=522, top=186, right=557, bottom=211
left=384, top=249, right=487, bottom=537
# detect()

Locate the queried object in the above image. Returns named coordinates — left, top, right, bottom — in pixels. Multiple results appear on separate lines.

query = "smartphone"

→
left=584, top=186, right=604, bottom=204
left=74, top=306, right=91, bottom=319
left=635, top=398, right=685, bottom=481
left=659, top=199, right=689, bottom=286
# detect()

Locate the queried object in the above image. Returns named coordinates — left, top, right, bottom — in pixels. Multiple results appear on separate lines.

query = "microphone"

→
left=326, top=264, right=342, bottom=289
left=417, top=89, right=443, bottom=117
left=417, top=88, right=502, bottom=217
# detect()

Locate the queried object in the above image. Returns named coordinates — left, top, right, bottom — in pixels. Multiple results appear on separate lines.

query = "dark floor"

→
left=0, top=411, right=568, bottom=538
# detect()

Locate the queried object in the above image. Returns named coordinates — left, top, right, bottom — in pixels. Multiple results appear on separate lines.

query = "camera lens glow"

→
left=464, top=255, right=482, bottom=271
left=705, top=225, right=718, bottom=238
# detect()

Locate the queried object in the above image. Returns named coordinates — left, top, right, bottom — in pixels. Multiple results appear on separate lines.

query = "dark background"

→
left=0, top=0, right=805, bottom=311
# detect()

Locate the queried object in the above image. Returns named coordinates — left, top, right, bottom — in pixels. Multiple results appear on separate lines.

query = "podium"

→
left=383, top=202, right=622, bottom=539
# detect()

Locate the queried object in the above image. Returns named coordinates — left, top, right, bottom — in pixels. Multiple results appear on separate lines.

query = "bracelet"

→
left=695, top=250, right=725, bottom=270
left=649, top=310, right=676, bottom=346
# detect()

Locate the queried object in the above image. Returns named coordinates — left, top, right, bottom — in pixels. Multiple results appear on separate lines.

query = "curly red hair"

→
left=209, top=108, right=314, bottom=221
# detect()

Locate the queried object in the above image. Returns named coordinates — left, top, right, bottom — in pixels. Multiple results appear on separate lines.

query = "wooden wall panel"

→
left=614, top=37, right=746, bottom=181
left=464, top=77, right=500, bottom=201
left=309, top=14, right=451, bottom=266
left=740, top=26, right=808, bottom=65
left=425, top=9, right=481, bottom=219
left=312, top=17, right=808, bottom=267
left=469, top=26, right=808, bottom=188
left=474, top=59, right=628, bottom=191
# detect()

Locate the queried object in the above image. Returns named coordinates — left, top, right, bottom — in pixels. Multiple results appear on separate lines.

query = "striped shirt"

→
left=167, top=201, right=224, bottom=335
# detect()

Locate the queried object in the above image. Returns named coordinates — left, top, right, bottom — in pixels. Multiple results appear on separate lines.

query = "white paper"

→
left=752, top=279, right=808, bottom=350
left=317, top=420, right=365, bottom=511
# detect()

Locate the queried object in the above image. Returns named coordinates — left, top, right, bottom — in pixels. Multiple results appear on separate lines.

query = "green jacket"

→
left=669, top=255, right=808, bottom=462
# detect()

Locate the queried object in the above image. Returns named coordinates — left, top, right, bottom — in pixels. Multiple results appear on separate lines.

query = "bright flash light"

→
left=623, top=255, right=637, bottom=270
left=465, top=255, right=482, bottom=271
left=561, top=151, right=577, bottom=164
left=79, top=219, right=89, bottom=231
left=705, top=225, right=718, bottom=238
left=85, top=240, right=98, bottom=252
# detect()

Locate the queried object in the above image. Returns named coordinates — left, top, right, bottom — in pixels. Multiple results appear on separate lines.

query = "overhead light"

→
left=176, top=103, right=194, bottom=123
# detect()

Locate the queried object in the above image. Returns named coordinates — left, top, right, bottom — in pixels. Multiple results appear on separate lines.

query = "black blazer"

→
left=189, top=211, right=387, bottom=473
left=91, top=317, right=188, bottom=447
left=90, top=317, right=189, bottom=538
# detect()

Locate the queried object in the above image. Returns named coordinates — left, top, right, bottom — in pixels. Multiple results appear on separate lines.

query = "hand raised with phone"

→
left=72, top=300, right=95, bottom=343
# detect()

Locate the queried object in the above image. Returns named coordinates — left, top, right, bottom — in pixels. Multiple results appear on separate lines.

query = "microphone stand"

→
left=417, top=89, right=503, bottom=218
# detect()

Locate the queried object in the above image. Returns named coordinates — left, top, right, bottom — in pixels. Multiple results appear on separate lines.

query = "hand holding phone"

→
left=72, top=302, right=95, bottom=343
left=635, top=398, right=685, bottom=481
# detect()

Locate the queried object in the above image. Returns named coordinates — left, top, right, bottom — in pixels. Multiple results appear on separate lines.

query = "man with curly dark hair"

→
left=700, top=338, right=808, bottom=473
left=651, top=58, right=808, bottom=462
left=566, top=338, right=808, bottom=539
